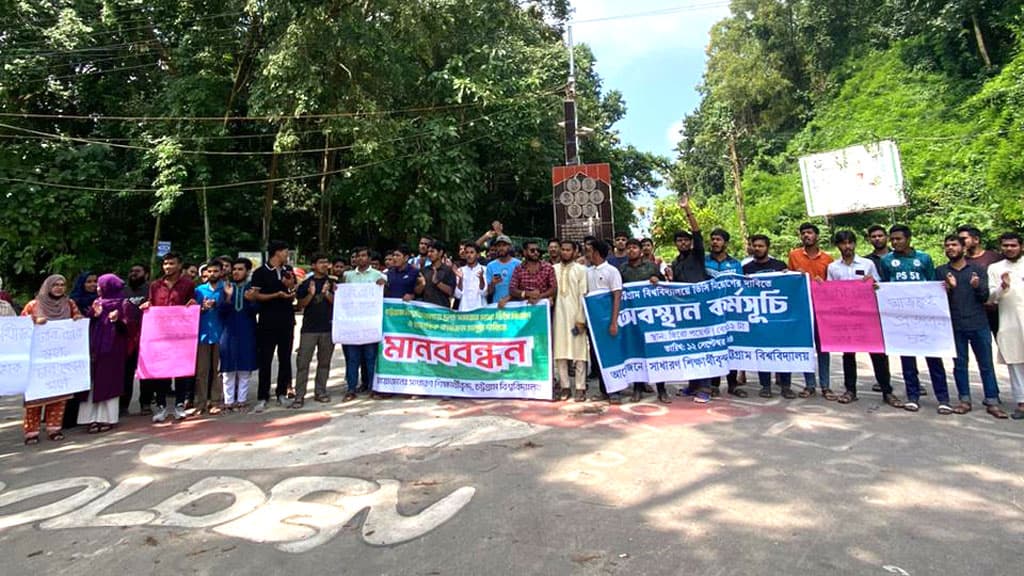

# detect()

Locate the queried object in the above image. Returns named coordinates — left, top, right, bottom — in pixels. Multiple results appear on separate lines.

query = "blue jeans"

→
left=900, top=356, right=949, bottom=404
left=343, top=343, right=378, bottom=393
left=803, top=352, right=831, bottom=390
left=952, top=328, right=1000, bottom=404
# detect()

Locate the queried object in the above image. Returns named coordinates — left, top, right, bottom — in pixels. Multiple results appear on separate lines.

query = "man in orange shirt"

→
left=788, top=223, right=836, bottom=399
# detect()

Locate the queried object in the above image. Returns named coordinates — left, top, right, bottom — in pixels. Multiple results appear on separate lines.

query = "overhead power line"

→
left=569, top=1, right=730, bottom=25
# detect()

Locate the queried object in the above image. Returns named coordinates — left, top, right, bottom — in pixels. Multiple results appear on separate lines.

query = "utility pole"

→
left=563, top=25, right=579, bottom=166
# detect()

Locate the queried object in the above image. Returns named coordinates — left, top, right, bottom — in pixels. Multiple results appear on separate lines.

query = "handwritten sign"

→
left=0, top=317, right=34, bottom=396
left=137, top=306, right=200, bottom=379
left=332, top=283, right=384, bottom=345
left=25, top=319, right=91, bottom=402
left=812, top=280, right=885, bottom=353
left=876, top=282, right=955, bottom=357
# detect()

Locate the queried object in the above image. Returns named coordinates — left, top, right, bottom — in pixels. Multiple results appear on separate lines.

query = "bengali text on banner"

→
left=373, top=300, right=552, bottom=399
left=875, top=282, right=955, bottom=357
left=811, top=280, right=885, bottom=353
left=584, top=273, right=816, bottom=393
left=25, top=319, right=91, bottom=402
left=0, top=317, right=34, bottom=396
left=332, top=283, right=384, bottom=345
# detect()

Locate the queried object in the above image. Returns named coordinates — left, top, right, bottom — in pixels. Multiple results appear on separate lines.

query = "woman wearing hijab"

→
left=20, top=274, right=83, bottom=444
left=79, top=274, right=136, bottom=433
left=70, top=271, right=99, bottom=313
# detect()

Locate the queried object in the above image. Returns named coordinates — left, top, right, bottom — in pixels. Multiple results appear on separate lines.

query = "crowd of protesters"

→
left=3, top=196, right=1022, bottom=445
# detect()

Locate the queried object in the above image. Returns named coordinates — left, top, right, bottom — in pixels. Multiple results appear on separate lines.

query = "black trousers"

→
left=257, top=324, right=293, bottom=401
left=711, top=370, right=739, bottom=390
left=141, top=377, right=192, bottom=408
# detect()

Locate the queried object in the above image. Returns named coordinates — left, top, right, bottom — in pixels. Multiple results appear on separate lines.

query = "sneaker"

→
left=173, top=404, right=187, bottom=420
left=253, top=400, right=267, bottom=413
left=277, top=395, right=288, bottom=407
left=151, top=406, right=168, bottom=423
left=693, top=391, right=711, bottom=404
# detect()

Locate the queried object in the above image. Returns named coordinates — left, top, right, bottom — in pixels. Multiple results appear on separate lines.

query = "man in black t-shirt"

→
left=742, top=234, right=797, bottom=400
left=416, top=241, right=456, bottom=308
left=292, top=253, right=336, bottom=407
left=249, top=240, right=297, bottom=412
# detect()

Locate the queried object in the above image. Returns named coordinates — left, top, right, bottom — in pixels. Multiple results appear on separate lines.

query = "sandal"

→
left=727, top=387, right=748, bottom=398
left=883, top=394, right=905, bottom=409
left=24, top=435, right=40, bottom=445
left=315, top=395, right=331, bottom=403
left=288, top=400, right=304, bottom=409
left=48, top=431, right=65, bottom=441
left=822, top=389, right=839, bottom=401
left=87, top=423, right=101, bottom=434
left=903, top=402, right=920, bottom=412
left=759, top=388, right=773, bottom=398
left=798, top=388, right=816, bottom=398
left=97, top=424, right=113, bottom=433
left=986, top=405, right=1008, bottom=419
left=937, top=404, right=954, bottom=415
left=781, top=388, right=797, bottom=399
left=952, top=402, right=972, bottom=415
left=837, top=392, right=858, bottom=404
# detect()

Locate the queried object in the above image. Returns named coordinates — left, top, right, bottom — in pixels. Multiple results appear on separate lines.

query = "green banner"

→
left=373, top=300, right=552, bottom=399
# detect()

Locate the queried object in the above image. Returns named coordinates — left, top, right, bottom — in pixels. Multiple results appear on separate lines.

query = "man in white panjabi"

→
left=552, top=240, right=590, bottom=402
left=987, top=232, right=1024, bottom=419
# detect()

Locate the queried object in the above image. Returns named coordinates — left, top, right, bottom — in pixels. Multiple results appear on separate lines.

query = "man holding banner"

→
left=140, top=252, right=197, bottom=422
left=788, top=222, right=834, bottom=400
left=342, top=248, right=387, bottom=401
left=824, top=231, right=893, bottom=405
left=879, top=225, right=952, bottom=414
left=743, top=235, right=797, bottom=399
left=618, top=239, right=671, bottom=404
left=586, top=239, right=624, bottom=403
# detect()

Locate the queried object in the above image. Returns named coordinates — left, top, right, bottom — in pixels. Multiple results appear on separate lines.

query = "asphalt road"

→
left=1, top=330, right=1021, bottom=576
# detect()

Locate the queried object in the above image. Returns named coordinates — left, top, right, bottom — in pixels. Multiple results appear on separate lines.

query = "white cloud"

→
left=666, top=119, right=684, bottom=149
left=569, top=0, right=730, bottom=75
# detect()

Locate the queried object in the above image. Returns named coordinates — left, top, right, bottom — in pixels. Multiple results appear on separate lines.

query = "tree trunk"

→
left=727, top=132, right=748, bottom=244
left=262, top=152, right=279, bottom=254
left=318, top=133, right=333, bottom=253
left=971, top=14, right=992, bottom=68
left=150, top=212, right=162, bottom=275
left=199, top=187, right=212, bottom=260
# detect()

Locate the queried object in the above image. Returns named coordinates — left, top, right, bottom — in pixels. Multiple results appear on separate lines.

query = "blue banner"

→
left=584, top=273, right=816, bottom=393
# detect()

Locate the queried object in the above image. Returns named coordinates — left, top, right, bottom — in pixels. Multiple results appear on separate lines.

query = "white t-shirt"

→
left=455, top=263, right=488, bottom=311
left=827, top=256, right=880, bottom=282
left=587, top=261, right=623, bottom=293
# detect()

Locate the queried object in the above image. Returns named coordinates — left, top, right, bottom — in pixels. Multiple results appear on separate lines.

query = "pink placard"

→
left=811, top=280, right=885, bottom=353
left=136, top=306, right=200, bottom=379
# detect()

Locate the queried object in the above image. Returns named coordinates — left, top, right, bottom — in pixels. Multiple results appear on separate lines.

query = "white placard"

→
left=0, top=317, right=34, bottom=396
left=876, top=282, right=955, bottom=357
left=799, top=140, right=906, bottom=216
left=332, top=283, right=384, bottom=345
left=25, top=319, right=92, bottom=402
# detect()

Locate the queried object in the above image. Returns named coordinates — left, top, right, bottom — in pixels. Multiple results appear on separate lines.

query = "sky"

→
left=567, top=0, right=732, bottom=232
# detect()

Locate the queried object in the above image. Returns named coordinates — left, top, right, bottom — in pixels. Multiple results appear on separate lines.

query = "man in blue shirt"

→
left=386, top=245, right=418, bottom=301
left=704, top=228, right=746, bottom=398
left=879, top=225, right=952, bottom=414
left=704, top=228, right=743, bottom=278
left=194, top=259, right=226, bottom=415
left=485, top=235, right=521, bottom=304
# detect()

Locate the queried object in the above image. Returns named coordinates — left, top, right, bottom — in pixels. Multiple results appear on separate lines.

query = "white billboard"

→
left=798, top=140, right=906, bottom=216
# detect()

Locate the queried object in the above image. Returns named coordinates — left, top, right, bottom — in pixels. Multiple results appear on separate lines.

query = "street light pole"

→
left=563, top=25, right=579, bottom=166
